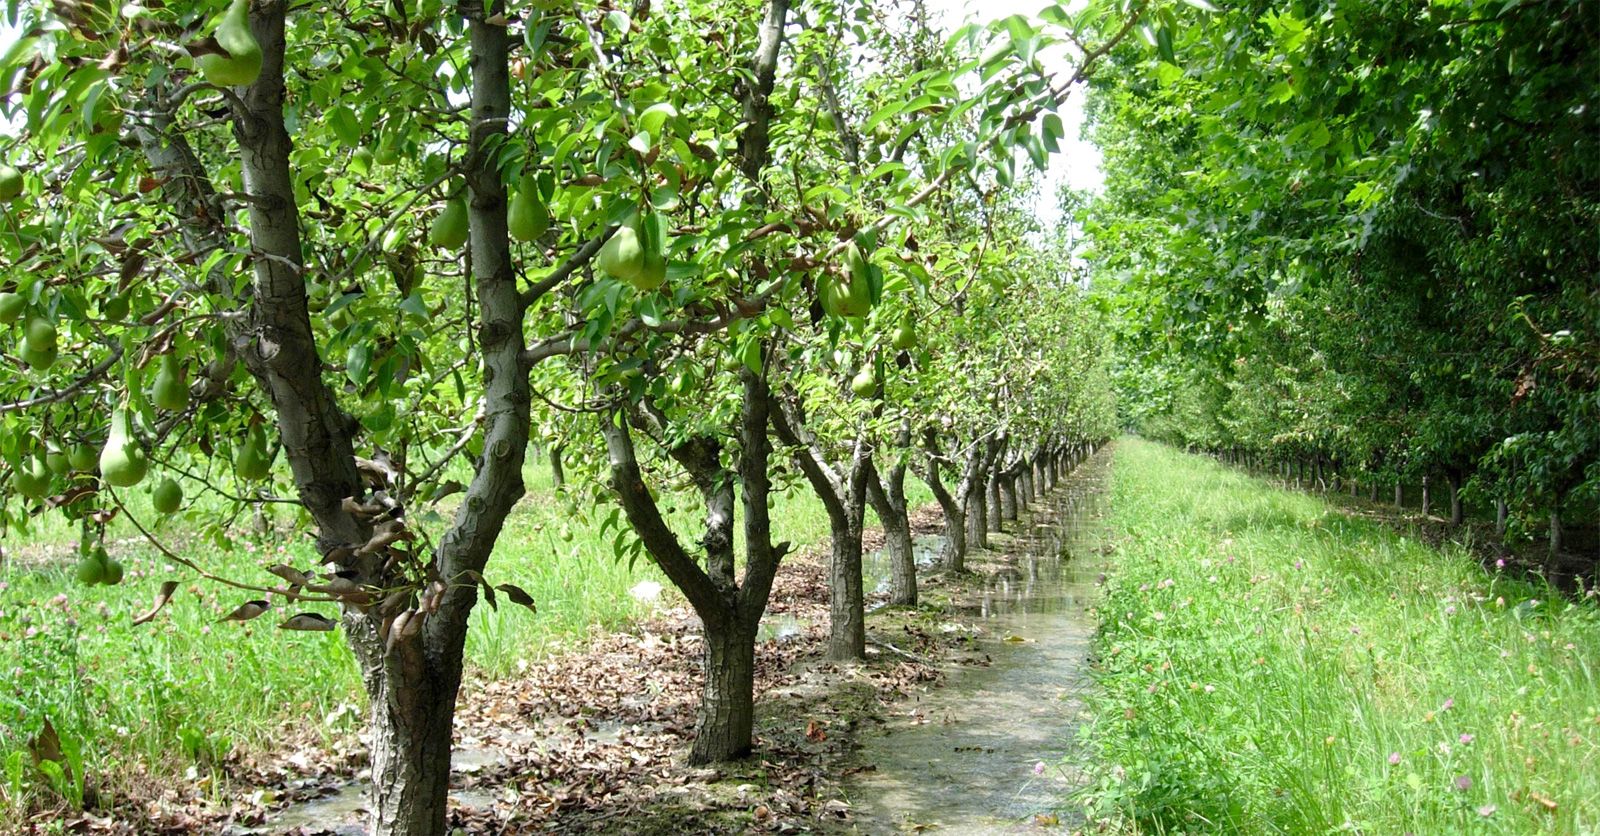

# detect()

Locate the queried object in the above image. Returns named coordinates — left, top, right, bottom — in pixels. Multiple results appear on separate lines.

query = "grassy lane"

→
left=1075, top=439, right=1599, bottom=834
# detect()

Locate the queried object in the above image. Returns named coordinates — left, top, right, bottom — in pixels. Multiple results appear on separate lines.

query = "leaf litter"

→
left=26, top=510, right=1003, bottom=834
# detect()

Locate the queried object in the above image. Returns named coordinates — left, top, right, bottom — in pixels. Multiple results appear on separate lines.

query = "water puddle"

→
left=239, top=727, right=549, bottom=834
left=757, top=612, right=810, bottom=642
left=845, top=452, right=1111, bottom=833
left=863, top=534, right=948, bottom=600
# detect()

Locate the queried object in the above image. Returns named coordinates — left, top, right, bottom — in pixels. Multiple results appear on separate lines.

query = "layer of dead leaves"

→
left=37, top=509, right=980, bottom=835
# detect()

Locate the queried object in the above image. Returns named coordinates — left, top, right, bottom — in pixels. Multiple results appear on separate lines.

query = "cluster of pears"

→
left=597, top=211, right=667, bottom=291
left=18, top=314, right=57, bottom=371
left=426, top=173, right=550, bottom=251
left=75, top=545, right=125, bottom=586
left=820, top=242, right=878, bottom=318
left=197, top=0, right=263, bottom=87
left=2, top=290, right=57, bottom=370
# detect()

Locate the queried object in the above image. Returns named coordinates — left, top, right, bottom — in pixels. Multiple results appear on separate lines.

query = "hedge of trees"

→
left=0, top=1, right=1126, bottom=832
left=1083, top=0, right=1598, bottom=563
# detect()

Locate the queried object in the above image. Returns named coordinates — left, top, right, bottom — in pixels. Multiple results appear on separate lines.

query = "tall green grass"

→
left=0, top=453, right=928, bottom=818
left=1076, top=439, right=1599, bottom=833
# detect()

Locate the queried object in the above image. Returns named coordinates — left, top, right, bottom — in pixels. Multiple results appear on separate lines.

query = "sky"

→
left=926, top=0, right=1105, bottom=224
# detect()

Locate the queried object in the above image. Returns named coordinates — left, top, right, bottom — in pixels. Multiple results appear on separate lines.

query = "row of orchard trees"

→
left=0, top=0, right=1125, bottom=832
left=1082, top=0, right=1598, bottom=559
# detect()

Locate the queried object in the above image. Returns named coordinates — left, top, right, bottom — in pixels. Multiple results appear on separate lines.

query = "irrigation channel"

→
left=845, top=449, right=1109, bottom=834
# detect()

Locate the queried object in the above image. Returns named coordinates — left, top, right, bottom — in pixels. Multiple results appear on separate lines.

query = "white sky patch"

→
left=926, top=0, right=1105, bottom=228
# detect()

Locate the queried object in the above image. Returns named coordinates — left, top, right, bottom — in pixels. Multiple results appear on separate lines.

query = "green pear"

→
left=197, top=0, right=263, bottom=87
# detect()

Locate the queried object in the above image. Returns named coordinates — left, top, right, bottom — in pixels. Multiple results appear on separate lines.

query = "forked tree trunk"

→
left=771, top=389, right=869, bottom=661
left=602, top=370, right=786, bottom=767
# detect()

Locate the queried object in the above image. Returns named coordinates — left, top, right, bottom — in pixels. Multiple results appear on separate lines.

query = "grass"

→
left=1075, top=438, right=1600, bottom=834
left=0, top=453, right=927, bottom=820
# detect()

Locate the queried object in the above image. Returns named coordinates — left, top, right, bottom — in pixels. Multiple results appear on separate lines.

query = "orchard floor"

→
left=44, top=455, right=1110, bottom=835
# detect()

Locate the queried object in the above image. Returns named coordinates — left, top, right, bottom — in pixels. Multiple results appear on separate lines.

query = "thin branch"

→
left=0, top=346, right=124, bottom=414
left=517, top=229, right=613, bottom=310
left=108, top=488, right=340, bottom=604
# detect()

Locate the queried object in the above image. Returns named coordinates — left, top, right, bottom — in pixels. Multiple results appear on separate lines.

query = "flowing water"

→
left=844, top=450, right=1110, bottom=834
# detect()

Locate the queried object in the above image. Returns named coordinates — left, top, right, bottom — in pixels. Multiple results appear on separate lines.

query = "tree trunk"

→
left=1549, top=510, right=1563, bottom=557
left=920, top=449, right=967, bottom=573
left=827, top=522, right=866, bottom=660
left=964, top=463, right=989, bottom=551
left=1370, top=480, right=1379, bottom=502
left=1000, top=473, right=1018, bottom=521
left=1448, top=471, right=1463, bottom=526
left=367, top=629, right=467, bottom=836
left=691, top=613, right=757, bottom=762
left=1495, top=498, right=1508, bottom=535
left=1395, top=483, right=1403, bottom=508
left=986, top=471, right=1003, bottom=533
left=867, top=459, right=916, bottom=608
left=1421, top=474, right=1432, bottom=517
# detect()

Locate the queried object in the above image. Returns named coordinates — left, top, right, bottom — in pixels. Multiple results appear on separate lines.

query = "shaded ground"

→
left=42, top=461, right=1110, bottom=835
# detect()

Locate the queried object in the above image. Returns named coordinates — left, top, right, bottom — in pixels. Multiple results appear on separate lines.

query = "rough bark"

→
left=999, top=469, right=1018, bottom=521
left=769, top=390, right=869, bottom=661
left=695, top=613, right=758, bottom=761
left=867, top=450, right=916, bottom=608
left=919, top=432, right=969, bottom=572
left=1495, top=498, right=1508, bottom=535
left=963, top=442, right=990, bottom=550
left=986, top=470, right=1003, bottom=533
